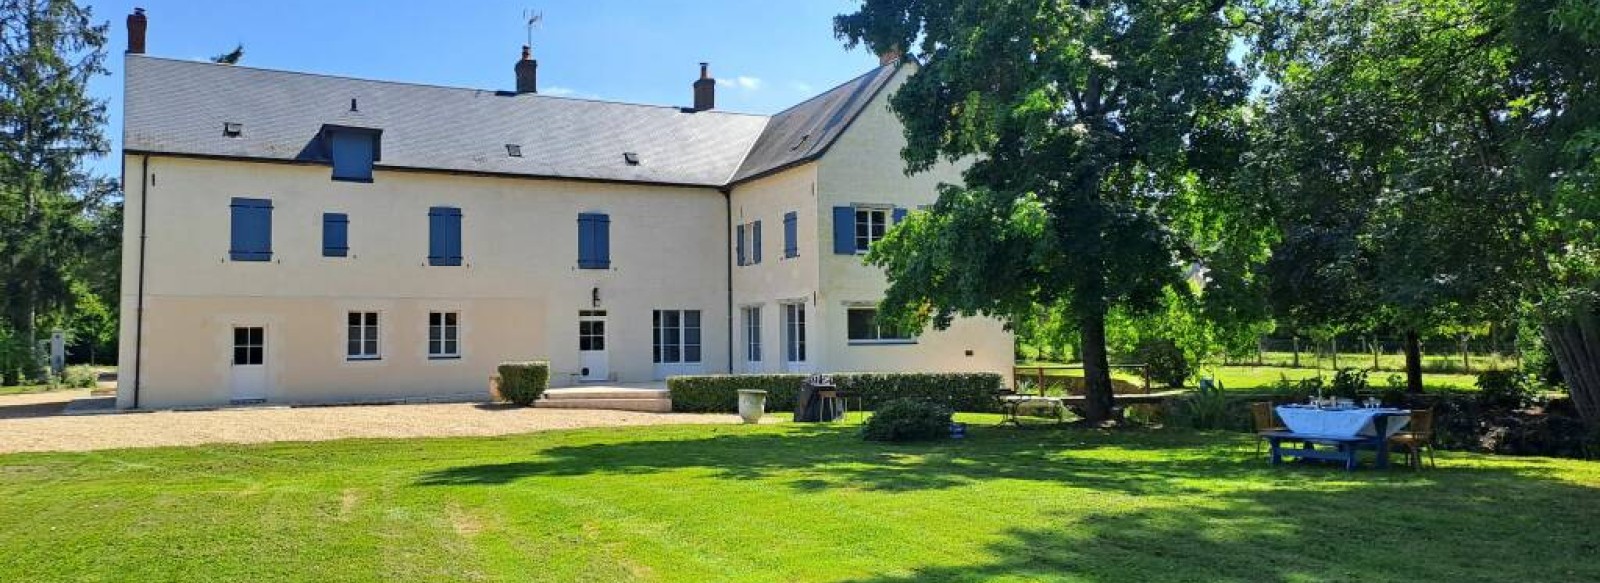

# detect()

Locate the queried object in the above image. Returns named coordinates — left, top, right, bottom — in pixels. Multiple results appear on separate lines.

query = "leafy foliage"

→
left=668, top=373, right=1003, bottom=413
left=836, top=0, right=1254, bottom=422
left=1129, top=338, right=1190, bottom=389
left=495, top=362, right=549, bottom=406
left=861, top=398, right=953, bottom=442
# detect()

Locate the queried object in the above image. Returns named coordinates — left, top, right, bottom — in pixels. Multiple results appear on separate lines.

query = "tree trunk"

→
left=1292, top=336, right=1301, bottom=368
left=1078, top=311, right=1116, bottom=425
left=1404, top=329, right=1424, bottom=394
left=1461, top=335, right=1471, bottom=372
left=1332, top=337, right=1340, bottom=370
left=1544, top=308, right=1600, bottom=422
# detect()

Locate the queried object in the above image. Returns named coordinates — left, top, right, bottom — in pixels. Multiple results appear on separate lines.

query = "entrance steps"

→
left=535, top=386, right=671, bottom=413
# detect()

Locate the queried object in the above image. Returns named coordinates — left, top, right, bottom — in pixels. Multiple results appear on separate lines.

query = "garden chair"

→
left=1250, top=402, right=1287, bottom=459
left=1389, top=409, right=1437, bottom=469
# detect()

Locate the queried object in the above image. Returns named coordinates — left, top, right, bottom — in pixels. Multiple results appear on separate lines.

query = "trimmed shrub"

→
left=861, top=398, right=953, bottom=442
left=666, top=372, right=1004, bottom=413
left=1131, top=338, right=1190, bottom=388
left=61, top=365, right=97, bottom=389
left=1474, top=370, right=1538, bottom=410
left=496, top=361, right=550, bottom=406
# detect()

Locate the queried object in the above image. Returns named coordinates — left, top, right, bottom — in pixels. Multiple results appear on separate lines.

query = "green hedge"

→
left=497, top=361, right=550, bottom=406
left=667, top=372, right=1003, bottom=413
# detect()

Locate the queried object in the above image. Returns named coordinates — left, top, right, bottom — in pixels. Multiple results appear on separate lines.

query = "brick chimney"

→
left=878, top=44, right=902, bottom=66
left=126, top=8, right=147, bottom=55
left=515, top=45, right=538, bottom=94
left=692, top=62, right=715, bottom=111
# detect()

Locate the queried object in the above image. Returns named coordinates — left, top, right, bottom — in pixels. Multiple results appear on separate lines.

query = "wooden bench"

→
left=1262, top=431, right=1371, bottom=471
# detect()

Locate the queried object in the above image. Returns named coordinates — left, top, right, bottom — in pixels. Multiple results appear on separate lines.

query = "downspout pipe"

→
left=132, top=154, right=149, bottom=409
left=722, top=186, right=734, bottom=373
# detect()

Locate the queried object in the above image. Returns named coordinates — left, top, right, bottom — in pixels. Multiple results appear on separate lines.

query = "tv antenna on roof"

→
left=524, top=9, right=543, bottom=48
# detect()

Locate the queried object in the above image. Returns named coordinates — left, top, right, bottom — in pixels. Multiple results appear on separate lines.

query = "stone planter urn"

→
left=737, top=390, right=768, bottom=424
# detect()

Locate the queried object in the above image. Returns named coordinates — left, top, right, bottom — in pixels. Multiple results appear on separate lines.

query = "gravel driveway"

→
left=0, top=391, right=742, bottom=454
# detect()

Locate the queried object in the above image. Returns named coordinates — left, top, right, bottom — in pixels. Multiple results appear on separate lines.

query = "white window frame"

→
left=743, top=305, right=762, bottom=363
left=846, top=307, right=916, bottom=345
left=783, top=302, right=807, bottom=363
left=854, top=206, right=889, bottom=254
left=347, top=311, right=381, bottom=360
left=428, top=311, right=461, bottom=359
left=652, top=309, right=702, bottom=364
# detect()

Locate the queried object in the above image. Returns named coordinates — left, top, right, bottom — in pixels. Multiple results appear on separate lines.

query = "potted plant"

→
left=737, top=389, right=768, bottom=424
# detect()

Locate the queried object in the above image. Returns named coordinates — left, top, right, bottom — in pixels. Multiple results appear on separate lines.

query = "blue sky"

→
left=85, top=0, right=883, bottom=179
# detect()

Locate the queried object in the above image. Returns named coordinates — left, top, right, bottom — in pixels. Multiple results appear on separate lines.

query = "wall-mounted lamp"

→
left=592, top=287, right=601, bottom=308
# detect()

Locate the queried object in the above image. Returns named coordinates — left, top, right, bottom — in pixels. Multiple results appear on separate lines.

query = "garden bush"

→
left=1329, top=368, right=1368, bottom=399
left=1131, top=338, right=1190, bottom=388
left=496, top=361, right=550, bottom=406
left=60, top=365, right=97, bottom=389
left=666, top=372, right=1003, bottom=413
left=861, top=398, right=953, bottom=442
left=1474, top=370, right=1538, bottom=410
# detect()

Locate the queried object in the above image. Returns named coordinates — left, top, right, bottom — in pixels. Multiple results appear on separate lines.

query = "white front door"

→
left=783, top=303, right=808, bottom=373
left=229, top=325, right=268, bottom=403
left=578, top=311, right=608, bottom=381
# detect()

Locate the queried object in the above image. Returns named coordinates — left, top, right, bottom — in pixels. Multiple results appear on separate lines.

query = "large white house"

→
left=115, top=10, right=1013, bottom=409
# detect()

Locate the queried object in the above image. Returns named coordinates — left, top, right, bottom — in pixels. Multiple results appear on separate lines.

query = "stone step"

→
left=533, top=397, right=671, bottom=413
left=542, top=388, right=668, bottom=401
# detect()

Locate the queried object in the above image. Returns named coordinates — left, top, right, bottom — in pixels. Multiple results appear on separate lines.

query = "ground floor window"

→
left=783, top=303, right=806, bottom=362
left=846, top=307, right=914, bottom=343
left=743, top=305, right=762, bottom=362
left=428, top=312, right=460, bottom=359
left=347, top=312, right=380, bottom=360
left=653, top=309, right=701, bottom=364
left=233, top=326, right=264, bottom=365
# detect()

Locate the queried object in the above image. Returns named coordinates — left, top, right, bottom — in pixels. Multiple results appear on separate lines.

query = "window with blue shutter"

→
left=832, top=206, right=855, bottom=254
left=330, top=131, right=377, bottom=182
left=427, top=206, right=462, bottom=266
left=735, top=223, right=747, bottom=266
left=893, top=207, right=908, bottom=224
left=578, top=212, right=611, bottom=269
left=229, top=197, right=273, bottom=261
left=783, top=211, right=798, bottom=258
left=752, top=220, right=763, bottom=265
left=322, top=213, right=349, bottom=257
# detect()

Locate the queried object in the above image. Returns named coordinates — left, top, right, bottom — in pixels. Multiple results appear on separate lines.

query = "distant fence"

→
left=1227, top=337, right=1519, bottom=373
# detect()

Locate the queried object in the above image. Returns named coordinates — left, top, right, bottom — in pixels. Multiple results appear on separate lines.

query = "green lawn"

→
left=2, top=419, right=1597, bottom=582
left=0, top=383, right=60, bottom=395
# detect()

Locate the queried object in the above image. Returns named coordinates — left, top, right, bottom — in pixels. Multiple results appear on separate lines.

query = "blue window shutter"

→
left=330, top=132, right=375, bottom=182
left=735, top=223, right=746, bottom=266
left=893, top=207, right=908, bottom=224
left=322, top=213, right=349, bottom=257
left=832, top=206, right=855, bottom=254
left=229, top=197, right=273, bottom=261
left=783, top=211, right=798, bottom=258
left=578, top=212, right=610, bottom=269
left=428, top=206, right=462, bottom=266
left=752, top=220, right=763, bottom=264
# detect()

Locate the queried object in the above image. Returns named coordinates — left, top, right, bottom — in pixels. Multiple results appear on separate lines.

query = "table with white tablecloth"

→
left=1274, top=406, right=1411, bottom=439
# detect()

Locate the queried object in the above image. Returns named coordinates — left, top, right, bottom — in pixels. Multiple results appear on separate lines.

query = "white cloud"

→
left=789, top=81, right=815, bottom=94
left=718, top=76, right=763, bottom=91
left=542, top=86, right=601, bottom=100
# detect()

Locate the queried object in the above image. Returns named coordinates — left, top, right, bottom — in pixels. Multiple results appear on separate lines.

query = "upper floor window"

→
left=322, top=125, right=382, bottom=183
left=833, top=205, right=907, bottom=255
left=322, top=213, right=349, bottom=257
left=846, top=307, right=914, bottom=344
left=783, top=211, right=798, bottom=258
left=578, top=213, right=611, bottom=269
left=428, top=207, right=462, bottom=266
left=736, top=220, right=762, bottom=266
left=229, top=197, right=273, bottom=262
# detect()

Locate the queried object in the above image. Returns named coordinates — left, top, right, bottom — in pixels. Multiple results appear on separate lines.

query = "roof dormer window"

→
left=320, top=124, right=382, bottom=183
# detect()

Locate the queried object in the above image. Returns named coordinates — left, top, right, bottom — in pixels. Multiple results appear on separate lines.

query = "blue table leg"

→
left=1374, top=415, right=1391, bottom=469
left=1269, top=437, right=1283, bottom=465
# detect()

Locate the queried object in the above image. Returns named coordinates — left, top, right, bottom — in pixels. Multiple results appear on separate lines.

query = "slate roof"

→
left=123, top=55, right=902, bottom=188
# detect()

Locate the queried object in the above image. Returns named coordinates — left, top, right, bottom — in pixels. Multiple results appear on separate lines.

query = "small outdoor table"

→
left=1266, top=406, right=1412, bottom=470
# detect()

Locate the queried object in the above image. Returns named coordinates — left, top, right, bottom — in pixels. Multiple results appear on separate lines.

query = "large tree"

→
left=835, top=0, right=1250, bottom=422
left=0, top=0, right=114, bottom=381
